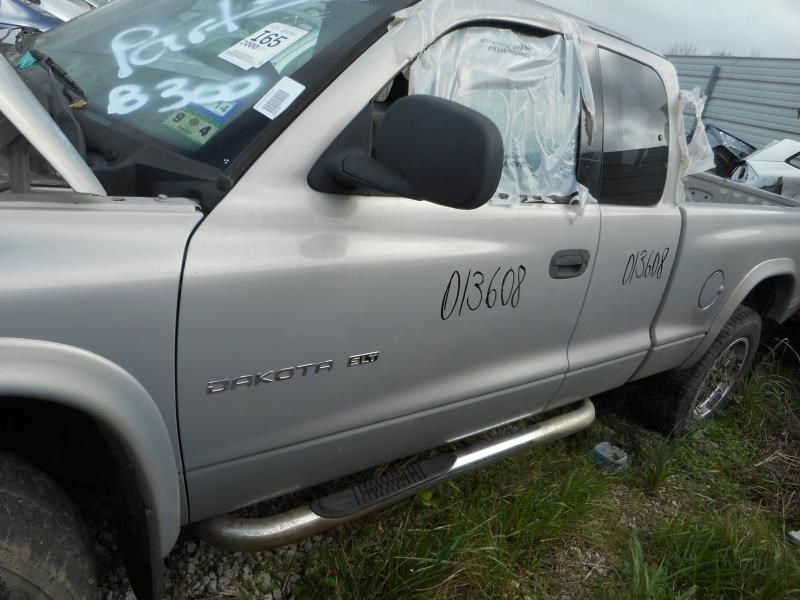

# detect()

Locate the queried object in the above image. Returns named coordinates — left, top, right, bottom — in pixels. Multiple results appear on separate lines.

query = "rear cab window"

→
left=597, top=48, right=669, bottom=206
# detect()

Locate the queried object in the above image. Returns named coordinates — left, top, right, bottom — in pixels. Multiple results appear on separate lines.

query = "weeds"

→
left=300, top=335, right=800, bottom=599
left=319, top=502, right=515, bottom=599
left=643, top=509, right=800, bottom=598
left=640, top=444, right=675, bottom=494
left=625, top=536, right=696, bottom=600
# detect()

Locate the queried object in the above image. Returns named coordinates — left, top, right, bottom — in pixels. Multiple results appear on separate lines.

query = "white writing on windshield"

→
left=111, top=0, right=307, bottom=79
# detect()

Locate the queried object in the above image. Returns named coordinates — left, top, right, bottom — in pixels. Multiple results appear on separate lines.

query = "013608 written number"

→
left=622, top=248, right=670, bottom=286
left=441, top=266, right=527, bottom=321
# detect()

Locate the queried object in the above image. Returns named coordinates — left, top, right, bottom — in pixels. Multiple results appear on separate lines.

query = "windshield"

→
left=30, top=0, right=411, bottom=175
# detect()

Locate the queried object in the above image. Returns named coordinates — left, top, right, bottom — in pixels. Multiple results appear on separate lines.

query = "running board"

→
left=192, top=399, right=595, bottom=552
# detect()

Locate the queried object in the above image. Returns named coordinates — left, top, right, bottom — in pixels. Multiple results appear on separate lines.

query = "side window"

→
left=408, top=27, right=585, bottom=204
left=598, top=49, right=669, bottom=206
left=788, top=153, right=800, bottom=170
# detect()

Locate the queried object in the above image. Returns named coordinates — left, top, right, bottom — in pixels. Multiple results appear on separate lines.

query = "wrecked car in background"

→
left=731, top=138, right=800, bottom=200
left=705, top=124, right=757, bottom=179
left=0, top=0, right=106, bottom=43
left=685, top=121, right=800, bottom=203
left=0, top=0, right=61, bottom=43
left=2, top=0, right=800, bottom=598
left=687, top=119, right=799, bottom=202
left=37, top=0, right=109, bottom=20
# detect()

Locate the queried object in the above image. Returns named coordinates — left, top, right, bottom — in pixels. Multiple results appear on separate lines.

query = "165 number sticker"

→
left=441, top=266, right=526, bottom=320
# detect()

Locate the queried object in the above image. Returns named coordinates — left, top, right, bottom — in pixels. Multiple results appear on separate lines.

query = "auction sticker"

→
left=163, top=109, right=220, bottom=145
left=219, top=23, right=308, bottom=70
left=253, top=77, right=305, bottom=120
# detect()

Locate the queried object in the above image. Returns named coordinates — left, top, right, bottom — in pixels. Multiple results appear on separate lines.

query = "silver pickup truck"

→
left=2, top=1, right=799, bottom=598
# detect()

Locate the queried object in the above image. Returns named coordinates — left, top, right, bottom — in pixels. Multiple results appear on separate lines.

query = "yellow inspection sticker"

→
left=163, top=109, right=220, bottom=145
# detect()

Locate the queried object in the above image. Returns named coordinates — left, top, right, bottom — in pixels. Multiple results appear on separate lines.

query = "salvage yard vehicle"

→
left=731, top=138, right=800, bottom=200
left=0, top=0, right=61, bottom=44
left=0, top=0, right=106, bottom=40
left=705, top=124, right=757, bottom=179
left=2, top=0, right=800, bottom=598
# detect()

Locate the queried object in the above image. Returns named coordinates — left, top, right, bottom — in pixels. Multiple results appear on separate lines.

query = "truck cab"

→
left=1, top=1, right=799, bottom=598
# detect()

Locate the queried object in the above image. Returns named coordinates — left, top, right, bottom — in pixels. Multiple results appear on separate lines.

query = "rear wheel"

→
left=0, top=451, right=98, bottom=599
left=631, top=305, right=761, bottom=436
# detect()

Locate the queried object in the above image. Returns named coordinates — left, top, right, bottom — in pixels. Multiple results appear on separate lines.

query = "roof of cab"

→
left=521, top=0, right=663, bottom=57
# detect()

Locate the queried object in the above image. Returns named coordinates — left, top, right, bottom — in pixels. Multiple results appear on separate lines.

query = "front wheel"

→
left=0, top=451, right=98, bottom=599
left=633, top=305, right=761, bottom=436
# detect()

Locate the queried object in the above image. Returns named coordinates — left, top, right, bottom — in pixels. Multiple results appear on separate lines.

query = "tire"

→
left=632, top=305, right=761, bottom=436
left=0, top=451, right=98, bottom=600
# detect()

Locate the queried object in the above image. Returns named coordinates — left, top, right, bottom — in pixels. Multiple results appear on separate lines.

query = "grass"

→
left=292, top=336, right=800, bottom=599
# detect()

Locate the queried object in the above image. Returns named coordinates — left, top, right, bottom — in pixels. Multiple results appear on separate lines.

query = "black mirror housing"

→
left=308, top=95, right=503, bottom=210
left=374, top=95, right=503, bottom=209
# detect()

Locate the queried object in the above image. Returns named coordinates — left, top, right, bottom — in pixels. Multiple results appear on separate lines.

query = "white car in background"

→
left=37, top=0, right=99, bottom=21
left=732, top=138, right=800, bottom=200
left=1, top=0, right=108, bottom=45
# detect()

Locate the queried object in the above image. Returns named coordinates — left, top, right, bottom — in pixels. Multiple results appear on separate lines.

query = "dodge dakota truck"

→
left=1, top=1, right=799, bottom=598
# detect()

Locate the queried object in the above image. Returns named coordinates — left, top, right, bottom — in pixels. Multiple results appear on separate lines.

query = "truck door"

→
left=176, top=24, right=601, bottom=519
left=556, top=45, right=684, bottom=406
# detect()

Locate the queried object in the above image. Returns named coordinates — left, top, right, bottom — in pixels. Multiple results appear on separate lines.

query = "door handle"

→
left=549, top=250, right=590, bottom=279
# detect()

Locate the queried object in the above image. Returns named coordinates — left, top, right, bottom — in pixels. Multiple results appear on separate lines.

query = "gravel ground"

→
left=100, top=534, right=328, bottom=599
left=78, top=494, right=330, bottom=600
left=79, top=411, right=577, bottom=599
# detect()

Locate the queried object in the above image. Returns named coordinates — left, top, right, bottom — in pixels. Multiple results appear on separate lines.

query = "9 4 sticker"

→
left=163, top=109, right=219, bottom=145
left=219, top=23, right=308, bottom=70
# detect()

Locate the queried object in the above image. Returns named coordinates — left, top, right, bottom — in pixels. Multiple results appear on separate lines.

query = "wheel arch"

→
left=0, top=338, right=182, bottom=556
left=679, top=258, right=797, bottom=369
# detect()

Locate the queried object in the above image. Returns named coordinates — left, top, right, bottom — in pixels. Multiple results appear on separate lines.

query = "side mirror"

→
left=308, top=95, right=503, bottom=210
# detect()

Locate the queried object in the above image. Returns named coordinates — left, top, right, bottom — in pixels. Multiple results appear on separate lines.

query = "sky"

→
left=539, top=0, right=800, bottom=58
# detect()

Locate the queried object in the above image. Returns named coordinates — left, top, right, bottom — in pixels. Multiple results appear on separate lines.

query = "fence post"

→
left=702, top=65, right=721, bottom=119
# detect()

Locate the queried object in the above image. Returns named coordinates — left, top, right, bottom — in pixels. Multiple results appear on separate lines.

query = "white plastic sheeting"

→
left=389, top=0, right=595, bottom=127
left=409, top=28, right=582, bottom=203
left=390, top=0, right=596, bottom=207
left=678, top=88, right=715, bottom=177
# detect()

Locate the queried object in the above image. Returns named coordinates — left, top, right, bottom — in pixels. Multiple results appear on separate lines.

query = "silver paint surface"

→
left=176, top=25, right=601, bottom=518
left=177, top=7, right=800, bottom=521
left=0, top=193, right=200, bottom=550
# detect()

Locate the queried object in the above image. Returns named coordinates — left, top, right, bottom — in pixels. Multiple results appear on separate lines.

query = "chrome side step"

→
left=192, top=399, right=595, bottom=552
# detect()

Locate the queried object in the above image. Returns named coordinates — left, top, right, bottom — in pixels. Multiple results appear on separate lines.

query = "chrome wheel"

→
left=691, top=336, right=750, bottom=421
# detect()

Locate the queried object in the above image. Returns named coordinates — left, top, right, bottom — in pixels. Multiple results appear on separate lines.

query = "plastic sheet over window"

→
left=409, top=27, right=583, bottom=204
left=390, top=0, right=596, bottom=207
left=678, top=88, right=715, bottom=177
left=389, top=0, right=595, bottom=127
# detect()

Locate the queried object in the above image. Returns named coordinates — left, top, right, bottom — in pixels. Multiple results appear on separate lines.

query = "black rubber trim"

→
left=310, top=453, right=456, bottom=518
left=549, top=249, right=590, bottom=279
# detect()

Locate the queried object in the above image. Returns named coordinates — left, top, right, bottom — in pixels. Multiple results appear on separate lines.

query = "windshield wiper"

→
left=27, top=49, right=87, bottom=102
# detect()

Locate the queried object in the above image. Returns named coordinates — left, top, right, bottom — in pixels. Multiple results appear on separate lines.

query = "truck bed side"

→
left=634, top=173, right=800, bottom=380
